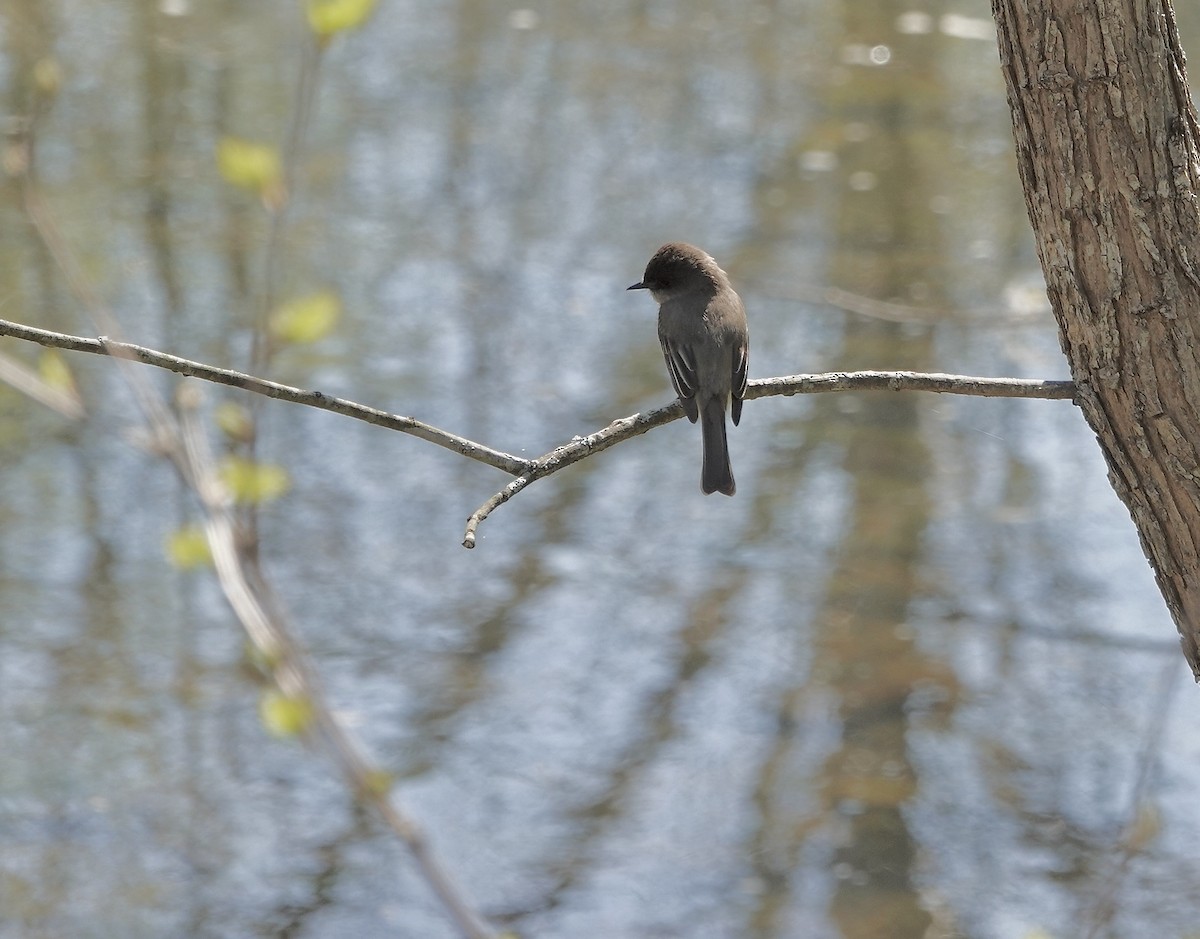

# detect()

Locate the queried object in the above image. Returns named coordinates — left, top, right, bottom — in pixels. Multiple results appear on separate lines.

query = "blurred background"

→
left=2, top=2, right=1198, bottom=937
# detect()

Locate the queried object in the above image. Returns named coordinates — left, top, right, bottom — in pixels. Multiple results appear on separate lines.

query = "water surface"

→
left=1, top=2, right=1196, bottom=938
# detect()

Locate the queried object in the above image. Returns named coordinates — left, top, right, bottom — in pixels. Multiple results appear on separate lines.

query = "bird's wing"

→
left=660, top=335, right=700, bottom=422
left=731, top=339, right=748, bottom=426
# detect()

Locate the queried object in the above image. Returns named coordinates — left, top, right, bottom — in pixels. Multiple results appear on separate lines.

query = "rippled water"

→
left=2, top=2, right=1198, bottom=938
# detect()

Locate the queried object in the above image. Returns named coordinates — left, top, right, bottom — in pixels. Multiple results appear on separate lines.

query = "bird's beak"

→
left=627, top=282, right=647, bottom=291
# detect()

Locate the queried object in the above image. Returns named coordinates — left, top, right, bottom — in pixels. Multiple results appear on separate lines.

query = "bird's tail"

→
left=700, top=398, right=735, bottom=496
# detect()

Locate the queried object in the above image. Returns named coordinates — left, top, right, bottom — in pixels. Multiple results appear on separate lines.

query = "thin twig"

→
left=0, top=317, right=531, bottom=474
left=0, top=314, right=1080, bottom=548
left=244, top=34, right=327, bottom=555
left=462, top=372, right=1078, bottom=546
left=750, top=370, right=1076, bottom=400
left=177, top=394, right=498, bottom=939
left=462, top=475, right=536, bottom=548
left=462, top=401, right=685, bottom=547
left=251, top=32, right=324, bottom=371
left=13, top=121, right=500, bottom=936
left=0, top=316, right=1077, bottom=488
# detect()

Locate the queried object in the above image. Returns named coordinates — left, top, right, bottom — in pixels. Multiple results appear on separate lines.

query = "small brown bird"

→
left=628, top=243, right=749, bottom=496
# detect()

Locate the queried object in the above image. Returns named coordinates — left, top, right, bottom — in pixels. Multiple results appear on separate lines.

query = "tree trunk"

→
left=992, top=0, right=1200, bottom=676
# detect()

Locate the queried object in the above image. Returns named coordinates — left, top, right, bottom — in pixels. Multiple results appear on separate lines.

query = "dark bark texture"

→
left=992, top=0, right=1200, bottom=675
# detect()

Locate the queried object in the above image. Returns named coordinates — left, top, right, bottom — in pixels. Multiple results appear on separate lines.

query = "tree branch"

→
left=0, top=316, right=531, bottom=475
left=11, top=135, right=503, bottom=939
left=748, top=370, right=1076, bottom=401
left=175, top=393, right=497, bottom=939
left=11, top=32, right=504, bottom=934
left=461, top=371, right=1077, bottom=546
left=0, top=315, right=1080, bottom=549
left=462, top=399, right=686, bottom=547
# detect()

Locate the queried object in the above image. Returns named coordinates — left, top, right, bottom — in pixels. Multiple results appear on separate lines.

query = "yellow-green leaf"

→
left=270, top=291, right=341, bottom=345
left=219, top=457, right=290, bottom=504
left=362, top=769, right=395, bottom=797
left=33, top=57, right=62, bottom=97
left=166, top=525, right=213, bottom=570
left=214, top=401, right=255, bottom=443
left=259, top=690, right=314, bottom=738
left=307, top=0, right=378, bottom=36
left=216, top=137, right=282, bottom=193
left=38, top=349, right=77, bottom=395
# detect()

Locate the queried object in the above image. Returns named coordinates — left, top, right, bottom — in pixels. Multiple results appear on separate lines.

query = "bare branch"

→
left=12, top=101, right=501, bottom=932
left=176, top=392, right=498, bottom=939
left=0, top=318, right=1075, bottom=473
left=462, top=372, right=1077, bottom=546
left=750, top=370, right=1076, bottom=401
left=462, top=401, right=684, bottom=547
left=0, top=314, right=1079, bottom=549
left=0, top=317, right=531, bottom=475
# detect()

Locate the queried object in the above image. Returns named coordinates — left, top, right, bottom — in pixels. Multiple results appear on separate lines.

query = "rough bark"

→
left=992, top=0, right=1200, bottom=675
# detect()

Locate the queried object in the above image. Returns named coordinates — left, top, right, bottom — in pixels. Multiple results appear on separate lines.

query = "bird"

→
left=628, top=242, right=749, bottom=496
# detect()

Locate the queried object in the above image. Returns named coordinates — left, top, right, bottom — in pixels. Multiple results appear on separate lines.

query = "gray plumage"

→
left=628, top=242, right=749, bottom=495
